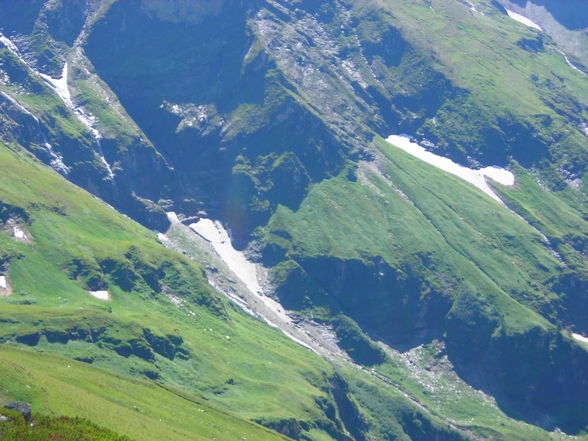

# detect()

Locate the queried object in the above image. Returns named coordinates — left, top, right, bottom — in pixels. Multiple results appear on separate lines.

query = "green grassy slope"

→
left=262, top=135, right=588, bottom=432
left=1, top=0, right=587, bottom=438
left=0, top=140, right=481, bottom=441
left=265, top=137, right=559, bottom=331
left=0, top=141, right=335, bottom=438
left=495, top=166, right=588, bottom=332
left=0, top=345, right=288, bottom=441
left=372, top=0, right=588, bottom=177
left=343, top=361, right=574, bottom=441
left=0, top=410, right=132, bottom=441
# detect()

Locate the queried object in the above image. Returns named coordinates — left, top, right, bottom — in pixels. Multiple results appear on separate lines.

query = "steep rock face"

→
left=81, top=0, right=588, bottom=240
left=447, top=307, right=588, bottom=432
left=0, top=0, right=175, bottom=230
left=83, top=0, right=353, bottom=244
left=496, top=0, right=588, bottom=68
left=275, top=256, right=452, bottom=347
left=2, top=0, right=587, bottom=231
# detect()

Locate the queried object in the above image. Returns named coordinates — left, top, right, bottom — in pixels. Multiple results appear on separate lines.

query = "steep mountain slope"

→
left=263, top=136, right=588, bottom=431
left=0, top=138, right=485, bottom=441
left=0, top=140, right=333, bottom=440
left=495, top=0, right=588, bottom=70
left=0, top=0, right=587, bottom=439
left=0, top=0, right=174, bottom=231
left=0, top=346, right=289, bottom=441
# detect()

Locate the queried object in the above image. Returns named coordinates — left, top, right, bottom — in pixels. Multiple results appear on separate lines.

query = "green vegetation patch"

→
left=0, top=345, right=289, bottom=441
left=0, top=412, right=132, bottom=441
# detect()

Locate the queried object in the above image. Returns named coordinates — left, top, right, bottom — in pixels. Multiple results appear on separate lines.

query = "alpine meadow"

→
left=0, top=1, right=586, bottom=440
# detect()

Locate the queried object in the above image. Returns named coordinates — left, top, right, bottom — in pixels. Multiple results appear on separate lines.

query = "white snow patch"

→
left=386, top=135, right=514, bottom=204
left=162, top=213, right=318, bottom=354
left=38, top=63, right=104, bottom=143
left=89, top=290, right=110, bottom=301
left=505, top=9, right=542, bottom=31
left=0, top=276, right=7, bottom=290
left=189, top=218, right=292, bottom=324
left=13, top=225, right=26, bottom=241
left=465, top=1, right=483, bottom=15
left=167, top=212, right=180, bottom=223
left=190, top=218, right=261, bottom=295
left=572, top=333, right=588, bottom=344
left=481, top=166, right=515, bottom=186
left=0, top=33, right=20, bottom=55
left=38, top=62, right=73, bottom=107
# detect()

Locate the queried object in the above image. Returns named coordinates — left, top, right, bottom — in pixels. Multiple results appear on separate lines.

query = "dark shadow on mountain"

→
left=445, top=291, right=588, bottom=434
left=270, top=254, right=451, bottom=350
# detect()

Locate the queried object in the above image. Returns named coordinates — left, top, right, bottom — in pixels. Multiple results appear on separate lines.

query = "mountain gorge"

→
left=0, top=1, right=587, bottom=440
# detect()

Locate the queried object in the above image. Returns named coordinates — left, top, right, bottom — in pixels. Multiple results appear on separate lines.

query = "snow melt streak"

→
left=386, top=135, right=514, bottom=204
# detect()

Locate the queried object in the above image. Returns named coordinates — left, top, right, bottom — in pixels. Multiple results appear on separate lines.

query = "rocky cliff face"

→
left=3, top=0, right=586, bottom=235
left=80, top=1, right=586, bottom=239
left=496, top=0, right=588, bottom=68
left=0, top=0, right=175, bottom=230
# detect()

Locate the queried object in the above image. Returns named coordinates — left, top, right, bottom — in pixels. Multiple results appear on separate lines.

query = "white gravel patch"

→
left=505, top=9, right=542, bottom=30
left=165, top=293, right=183, bottom=307
left=89, top=290, right=110, bottom=301
left=386, top=135, right=515, bottom=204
